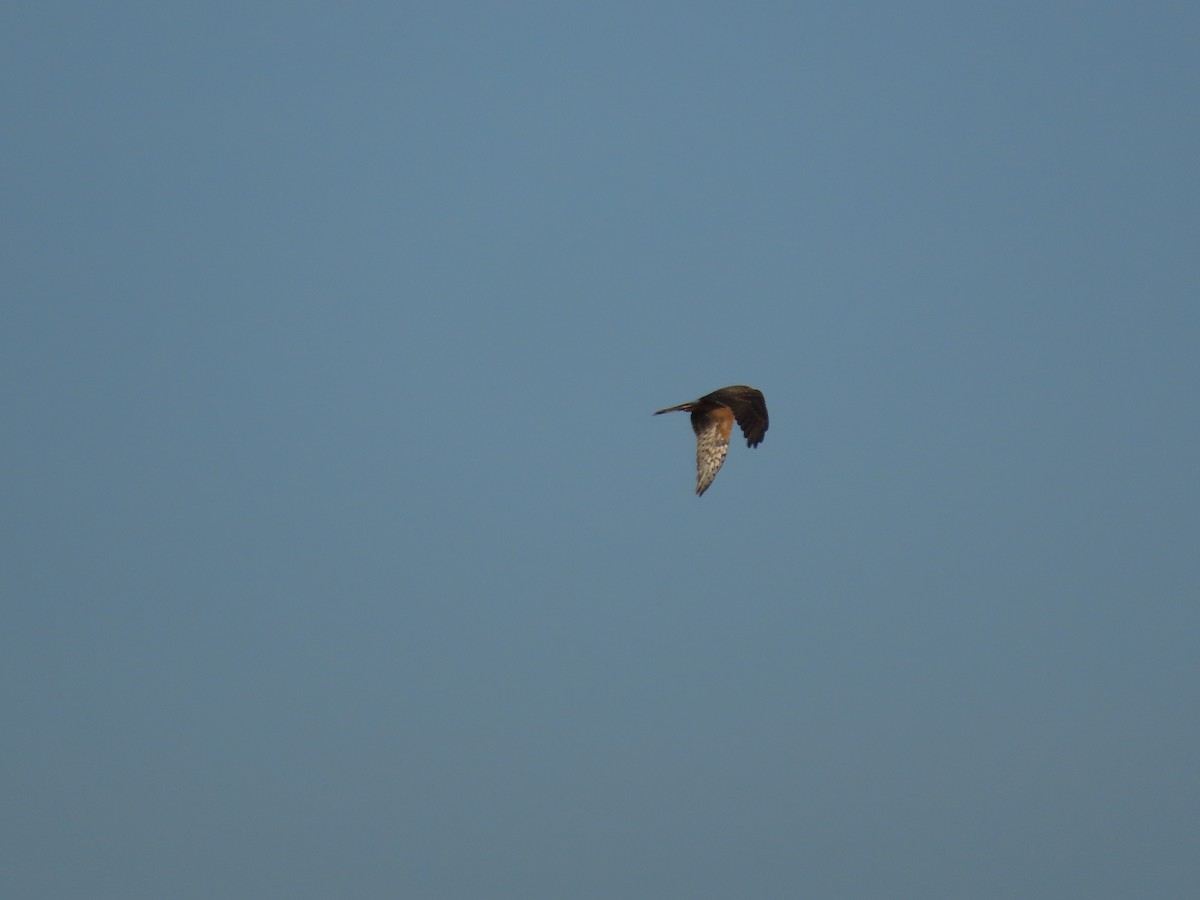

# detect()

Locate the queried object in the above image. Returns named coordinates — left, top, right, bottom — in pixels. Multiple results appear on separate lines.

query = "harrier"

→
left=653, top=385, right=768, bottom=496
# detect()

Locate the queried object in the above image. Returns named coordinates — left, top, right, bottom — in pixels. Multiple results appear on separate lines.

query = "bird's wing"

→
left=693, top=407, right=734, bottom=496
left=723, top=388, right=769, bottom=448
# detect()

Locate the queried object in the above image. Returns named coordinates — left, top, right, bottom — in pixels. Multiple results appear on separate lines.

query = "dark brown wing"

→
left=703, top=385, right=768, bottom=448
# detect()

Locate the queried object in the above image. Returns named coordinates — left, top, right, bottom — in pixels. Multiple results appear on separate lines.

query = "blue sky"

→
left=4, top=2, right=1198, bottom=897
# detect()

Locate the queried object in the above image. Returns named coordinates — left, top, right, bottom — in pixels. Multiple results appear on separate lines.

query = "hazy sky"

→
left=4, top=3, right=1198, bottom=897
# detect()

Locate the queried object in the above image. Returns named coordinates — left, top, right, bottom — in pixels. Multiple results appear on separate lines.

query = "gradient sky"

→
left=4, top=3, right=1199, bottom=898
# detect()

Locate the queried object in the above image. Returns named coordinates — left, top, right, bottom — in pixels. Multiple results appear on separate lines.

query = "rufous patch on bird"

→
left=709, top=406, right=735, bottom=442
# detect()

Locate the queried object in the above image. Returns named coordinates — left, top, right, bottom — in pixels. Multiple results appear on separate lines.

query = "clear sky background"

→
left=4, top=3, right=1198, bottom=897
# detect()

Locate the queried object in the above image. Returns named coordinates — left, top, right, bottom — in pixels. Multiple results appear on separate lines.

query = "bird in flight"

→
left=653, top=385, right=768, bottom=496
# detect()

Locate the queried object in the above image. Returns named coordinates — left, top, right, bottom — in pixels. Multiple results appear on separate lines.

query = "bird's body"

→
left=653, top=385, right=768, bottom=496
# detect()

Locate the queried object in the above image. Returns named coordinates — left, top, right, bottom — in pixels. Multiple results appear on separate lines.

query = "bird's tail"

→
left=652, top=402, right=694, bottom=416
